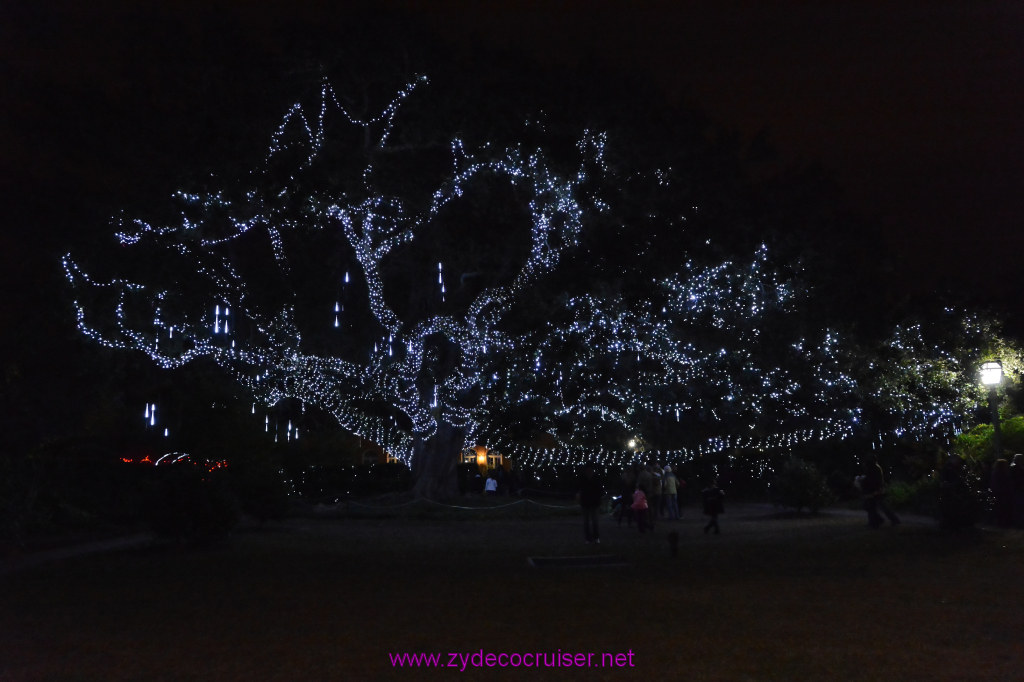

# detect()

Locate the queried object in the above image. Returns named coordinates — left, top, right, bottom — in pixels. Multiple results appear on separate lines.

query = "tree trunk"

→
left=411, top=422, right=464, bottom=501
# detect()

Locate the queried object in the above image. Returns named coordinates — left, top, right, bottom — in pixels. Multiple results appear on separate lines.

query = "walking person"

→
left=637, top=465, right=654, bottom=530
left=861, top=455, right=900, bottom=528
left=663, top=465, right=680, bottom=520
left=617, top=466, right=637, bottom=526
left=702, top=478, right=725, bottom=535
left=577, top=466, right=604, bottom=544
left=650, top=465, right=663, bottom=523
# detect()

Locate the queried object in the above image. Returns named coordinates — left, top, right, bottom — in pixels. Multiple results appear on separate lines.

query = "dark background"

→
left=412, top=0, right=1024, bottom=301
left=2, top=0, right=1022, bottom=446
left=6, top=1, right=1021, bottom=295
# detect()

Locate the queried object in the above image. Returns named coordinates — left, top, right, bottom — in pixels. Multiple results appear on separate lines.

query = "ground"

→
left=2, top=501, right=1022, bottom=681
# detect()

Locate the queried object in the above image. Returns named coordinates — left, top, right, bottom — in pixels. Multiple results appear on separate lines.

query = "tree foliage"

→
left=770, top=456, right=834, bottom=513
left=64, top=70, right=1022, bottom=497
left=859, top=310, right=1023, bottom=447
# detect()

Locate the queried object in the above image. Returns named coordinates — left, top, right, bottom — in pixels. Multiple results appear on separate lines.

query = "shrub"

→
left=146, top=463, right=239, bottom=545
left=233, top=469, right=290, bottom=524
left=826, top=469, right=855, bottom=500
left=953, top=416, right=1024, bottom=463
left=770, top=456, right=835, bottom=513
left=938, top=471, right=987, bottom=529
left=288, top=462, right=414, bottom=502
left=886, top=476, right=940, bottom=514
left=228, top=455, right=290, bottom=524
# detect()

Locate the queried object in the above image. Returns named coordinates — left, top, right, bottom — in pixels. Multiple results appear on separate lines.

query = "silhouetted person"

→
left=578, top=466, right=604, bottom=544
left=702, top=479, right=724, bottom=534
left=939, top=454, right=976, bottom=529
left=862, top=456, right=899, bottom=528
left=1011, top=454, right=1024, bottom=527
left=663, top=465, right=681, bottom=520
left=617, top=466, right=637, bottom=526
left=989, top=458, right=1013, bottom=527
left=637, top=465, right=654, bottom=531
left=650, top=465, right=663, bottom=521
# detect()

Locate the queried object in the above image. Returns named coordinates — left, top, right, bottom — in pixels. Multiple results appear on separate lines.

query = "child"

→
left=701, top=479, right=725, bottom=535
left=631, top=487, right=649, bottom=533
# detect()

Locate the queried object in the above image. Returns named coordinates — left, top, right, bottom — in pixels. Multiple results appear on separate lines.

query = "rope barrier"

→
left=346, top=499, right=422, bottom=509
left=523, top=499, right=578, bottom=510
left=419, top=498, right=529, bottom=511
left=321, top=496, right=578, bottom=512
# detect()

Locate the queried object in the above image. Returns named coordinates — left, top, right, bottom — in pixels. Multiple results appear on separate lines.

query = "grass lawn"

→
left=2, top=503, right=1022, bottom=681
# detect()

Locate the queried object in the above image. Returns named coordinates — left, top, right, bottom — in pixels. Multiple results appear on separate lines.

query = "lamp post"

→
left=628, top=437, right=643, bottom=464
left=981, top=361, right=1003, bottom=460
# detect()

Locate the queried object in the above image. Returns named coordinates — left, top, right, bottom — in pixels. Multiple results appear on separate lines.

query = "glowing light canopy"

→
left=65, top=75, right=1012, bottom=475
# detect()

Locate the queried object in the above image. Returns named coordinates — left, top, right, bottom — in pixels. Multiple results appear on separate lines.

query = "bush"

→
left=938, top=472, right=986, bottom=529
left=885, top=476, right=940, bottom=514
left=953, top=416, right=1024, bottom=463
left=228, top=457, right=290, bottom=524
left=770, top=456, right=835, bottom=513
left=146, top=464, right=239, bottom=545
left=288, top=462, right=413, bottom=502
left=233, top=469, right=290, bottom=524
left=826, top=469, right=855, bottom=500
left=0, top=450, right=44, bottom=551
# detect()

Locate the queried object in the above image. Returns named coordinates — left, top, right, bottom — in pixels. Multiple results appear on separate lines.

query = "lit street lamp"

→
left=981, top=361, right=1003, bottom=460
left=628, top=437, right=643, bottom=463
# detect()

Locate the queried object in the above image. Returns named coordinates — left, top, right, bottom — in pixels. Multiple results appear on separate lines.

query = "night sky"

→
left=3, top=0, right=1022, bottom=326
left=407, top=1, right=1024, bottom=302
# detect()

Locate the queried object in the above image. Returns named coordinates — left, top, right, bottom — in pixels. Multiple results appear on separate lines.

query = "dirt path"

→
left=0, top=501, right=940, bottom=576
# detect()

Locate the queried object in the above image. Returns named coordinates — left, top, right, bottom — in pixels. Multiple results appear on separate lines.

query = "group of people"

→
left=619, top=464, right=685, bottom=532
left=578, top=451, right=1024, bottom=544
left=577, top=463, right=726, bottom=543
left=927, top=452, right=1024, bottom=528
left=849, top=452, right=1024, bottom=529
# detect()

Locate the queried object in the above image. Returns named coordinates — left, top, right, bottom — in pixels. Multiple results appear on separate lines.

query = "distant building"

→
left=461, top=444, right=505, bottom=471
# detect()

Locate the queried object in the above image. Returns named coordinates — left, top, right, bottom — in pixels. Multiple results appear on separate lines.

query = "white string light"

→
left=65, top=76, right=1012, bottom=475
